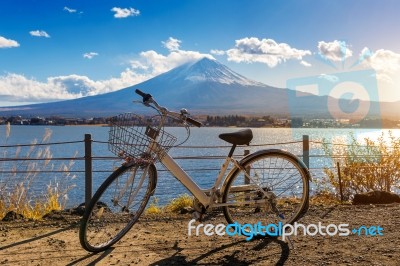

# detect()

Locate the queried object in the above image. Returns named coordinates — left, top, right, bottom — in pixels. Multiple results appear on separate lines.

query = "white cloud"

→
left=361, top=48, right=400, bottom=84
left=226, top=37, right=311, bottom=68
left=0, top=69, right=149, bottom=104
left=318, top=40, right=352, bottom=62
left=358, top=47, right=373, bottom=61
left=29, top=30, right=50, bottom=38
left=138, top=52, right=214, bottom=77
left=83, top=52, right=99, bottom=59
left=0, top=73, right=76, bottom=101
left=64, top=6, right=77, bottom=13
left=300, top=60, right=312, bottom=67
left=111, top=7, right=140, bottom=18
left=318, top=74, right=339, bottom=83
left=0, top=36, right=19, bottom=48
left=130, top=37, right=214, bottom=76
left=0, top=37, right=215, bottom=104
left=162, top=37, right=181, bottom=51
left=210, top=49, right=225, bottom=56
left=129, top=60, right=149, bottom=71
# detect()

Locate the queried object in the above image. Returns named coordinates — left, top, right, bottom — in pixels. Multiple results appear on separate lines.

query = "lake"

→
left=1, top=125, right=398, bottom=207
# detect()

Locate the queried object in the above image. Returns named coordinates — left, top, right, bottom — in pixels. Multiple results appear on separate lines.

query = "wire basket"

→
left=108, top=113, right=177, bottom=162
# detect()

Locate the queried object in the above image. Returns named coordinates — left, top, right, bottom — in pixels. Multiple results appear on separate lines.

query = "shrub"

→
left=145, top=197, right=162, bottom=215
left=321, top=131, right=400, bottom=201
left=164, top=194, right=193, bottom=213
left=144, top=194, right=193, bottom=214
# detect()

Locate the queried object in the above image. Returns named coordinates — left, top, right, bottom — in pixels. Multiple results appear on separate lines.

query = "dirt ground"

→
left=0, top=203, right=399, bottom=266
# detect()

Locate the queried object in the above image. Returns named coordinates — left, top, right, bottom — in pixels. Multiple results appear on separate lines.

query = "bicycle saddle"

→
left=219, top=129, right=253, bottom=145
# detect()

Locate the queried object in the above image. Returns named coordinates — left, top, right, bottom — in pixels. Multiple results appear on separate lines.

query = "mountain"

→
left=0, top=57, right=395, bottom=119
left=0, top=58, right=289, bottom=116
left=131, top=58, right=292, bottom=113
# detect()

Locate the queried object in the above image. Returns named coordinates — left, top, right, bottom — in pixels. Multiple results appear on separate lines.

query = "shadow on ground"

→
left=149, top=237, right=290, bottom=266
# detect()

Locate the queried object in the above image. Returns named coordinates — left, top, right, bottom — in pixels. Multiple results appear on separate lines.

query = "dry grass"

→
left=145, top=194, right=193, bottom=215
left=145, top=197, right=162, bottom=215
left=309, top=191, right=344, bottom=206
left=0, top=123, right=76, bottom=220
left=320, top=131, right=400, bottom=201
left=164, top=194, right=193, bottom=213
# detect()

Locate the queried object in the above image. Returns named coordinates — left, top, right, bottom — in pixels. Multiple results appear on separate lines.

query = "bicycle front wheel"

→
left=79, top=163, right=156, bottom=252
left=222, top=149, right=309, bottom=227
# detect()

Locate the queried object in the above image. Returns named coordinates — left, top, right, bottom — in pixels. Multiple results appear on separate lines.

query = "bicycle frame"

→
left=160, top=151, right=227, bottom=208
left=130, top=92, right=273, bottom=211
left=159, top=146, right=271, bottom=210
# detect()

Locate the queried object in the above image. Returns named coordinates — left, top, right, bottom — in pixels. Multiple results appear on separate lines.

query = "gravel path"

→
left=0, top=203, right=399, bottom=265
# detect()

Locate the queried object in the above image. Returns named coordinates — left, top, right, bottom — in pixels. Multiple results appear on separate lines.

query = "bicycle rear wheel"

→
left=79, top=163, right=156, bottom=252
left=222, top=149, right=309, bottom=228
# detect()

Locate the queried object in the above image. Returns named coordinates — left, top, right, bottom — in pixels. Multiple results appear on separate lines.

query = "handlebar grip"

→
left=186, top=117, right=202, bottom=128
left=135, top=89, right=146, bottom=97
left=135, top=89, right=152, bottom=102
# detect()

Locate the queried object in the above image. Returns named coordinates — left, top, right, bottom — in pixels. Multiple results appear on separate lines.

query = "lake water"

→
left=1, top=125, right=398, bottom=207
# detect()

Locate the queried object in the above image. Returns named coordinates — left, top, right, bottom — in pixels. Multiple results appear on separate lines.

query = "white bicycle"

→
left=79, top=89, right=310, bottom=252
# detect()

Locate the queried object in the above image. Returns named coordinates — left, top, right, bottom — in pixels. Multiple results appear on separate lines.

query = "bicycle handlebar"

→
left=134, top=89, right=202, bottom=128
left=135, top=89, right=153, bottom=102
left=185, top=117, right=202, bottom=128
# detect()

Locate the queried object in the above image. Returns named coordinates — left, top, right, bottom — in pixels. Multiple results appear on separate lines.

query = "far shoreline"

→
left=2, top=124, right=400, bottom=130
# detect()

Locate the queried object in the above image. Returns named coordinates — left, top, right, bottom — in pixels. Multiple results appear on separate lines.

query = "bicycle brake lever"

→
left=132, top=100, right=151, bottom=107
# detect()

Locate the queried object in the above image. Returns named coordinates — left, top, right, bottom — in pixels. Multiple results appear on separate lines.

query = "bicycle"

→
left=79, top=89, right=310, bottom=252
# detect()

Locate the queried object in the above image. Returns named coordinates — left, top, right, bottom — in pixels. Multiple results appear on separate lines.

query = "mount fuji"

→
left=0, top=58, right=291, bottom=116
left=0, top=57, right=386, bottom=118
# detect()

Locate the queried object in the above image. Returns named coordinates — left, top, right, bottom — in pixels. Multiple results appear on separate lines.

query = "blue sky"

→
left=1, top=0, right=400, bottom=106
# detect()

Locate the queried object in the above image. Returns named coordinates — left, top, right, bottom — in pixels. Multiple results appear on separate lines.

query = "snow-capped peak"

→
left=169, top=58, right=265, bottom=86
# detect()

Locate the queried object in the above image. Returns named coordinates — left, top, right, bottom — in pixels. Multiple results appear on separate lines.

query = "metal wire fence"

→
left=0, top=133, right=393, bottom=206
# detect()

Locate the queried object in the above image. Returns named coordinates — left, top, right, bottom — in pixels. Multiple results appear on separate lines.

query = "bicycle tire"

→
left=222, top=149, right=310, bottom=229
left=79, top=163, right=156, bottom=252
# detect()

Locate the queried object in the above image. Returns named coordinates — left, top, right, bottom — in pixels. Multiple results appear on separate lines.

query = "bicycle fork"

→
left=111, top=164, right=149, bottom=212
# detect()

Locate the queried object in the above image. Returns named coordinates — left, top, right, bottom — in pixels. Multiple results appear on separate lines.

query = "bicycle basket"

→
left=108, top=113, right=177, bottom=162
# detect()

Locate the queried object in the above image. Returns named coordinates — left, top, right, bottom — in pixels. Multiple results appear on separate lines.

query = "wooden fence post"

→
left=302, top=135, right=310, bottom=169
left=337, top=162, right=344, bottom=203
left=84, top=134, right=93, bottom=209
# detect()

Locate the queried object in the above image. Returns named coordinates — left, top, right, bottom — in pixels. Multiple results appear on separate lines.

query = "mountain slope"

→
left=0, top=58, right=290, bottom=116
left=0, top=57, right=391, bottom=118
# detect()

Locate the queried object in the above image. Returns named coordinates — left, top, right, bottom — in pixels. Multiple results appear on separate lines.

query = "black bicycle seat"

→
left=219, top=129, right=253, bottom=145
